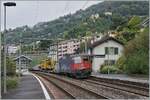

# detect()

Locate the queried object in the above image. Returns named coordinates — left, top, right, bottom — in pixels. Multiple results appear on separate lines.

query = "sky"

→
left=0, top=1, right=103, bottom=30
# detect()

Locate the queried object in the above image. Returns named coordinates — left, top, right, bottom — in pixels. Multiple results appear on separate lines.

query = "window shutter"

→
left=115, top=48, right=118, bottom=55
left=105, top=47, right=108, bottom=54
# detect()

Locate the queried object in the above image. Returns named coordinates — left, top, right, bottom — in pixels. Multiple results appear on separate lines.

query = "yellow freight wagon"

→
left=40, top=58, right=56, bottom=71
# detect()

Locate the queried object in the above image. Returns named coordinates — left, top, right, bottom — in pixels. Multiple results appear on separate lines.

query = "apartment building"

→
left=58, top=39, right=80, bottom=58
left=48, top=39, right=81, bottom=60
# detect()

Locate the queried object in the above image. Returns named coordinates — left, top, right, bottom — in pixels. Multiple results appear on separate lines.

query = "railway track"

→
left=86, top=76, right=149, bottom=97
left=33, top=71, right=149, bottom=99
left=68, top=78, right=148, bottom=99
left=34, top=72, right=108, bottom=99
left=90, top=76, right=149, bottom=89
left=36, top=74, right=75, bottom=99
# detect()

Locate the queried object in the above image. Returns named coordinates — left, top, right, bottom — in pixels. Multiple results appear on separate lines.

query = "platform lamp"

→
left=3, top=2, right=16, bottom=93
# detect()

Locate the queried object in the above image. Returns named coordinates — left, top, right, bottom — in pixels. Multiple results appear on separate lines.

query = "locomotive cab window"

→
left=83, top=57, right=89, bottom=61
left=73, top=57, right=82, bottom=63
left=83, top=58, right=88, bottom=61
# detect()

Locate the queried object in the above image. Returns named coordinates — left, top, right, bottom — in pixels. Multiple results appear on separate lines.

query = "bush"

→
left=116, top=56, right=126, bottom=70
left=123, top=51, right=149, bottom=75
left=128, top=16, right=141, bottom=28
left=6, top=77, right=18, bottom=90
left=100, top=65, right=121, bottom=74
left=7, top=57, right=16, bottom=76
left=1, top=52, right=16, bottom=76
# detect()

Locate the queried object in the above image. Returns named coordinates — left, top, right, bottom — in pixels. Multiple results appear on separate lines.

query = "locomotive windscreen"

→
left=73, top=57, right=82, bottom=63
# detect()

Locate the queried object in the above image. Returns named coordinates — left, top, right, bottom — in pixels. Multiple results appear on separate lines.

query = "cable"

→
left=34, top=0, right=39, bottom=25
left=81, top=0, right=89, bottom=10
left=63, top=1, right=70, bottom=14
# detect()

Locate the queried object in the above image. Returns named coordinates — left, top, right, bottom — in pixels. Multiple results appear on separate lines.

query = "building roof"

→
left=71, top=54, right=105, bottom=58
left=140, top=18, right=149, bottom=27
left=14, top=55, right=32, bottom=61
left=89, top=36, right=124, bottom=48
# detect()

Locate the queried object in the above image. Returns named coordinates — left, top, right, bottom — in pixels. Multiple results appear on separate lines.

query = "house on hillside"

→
left=48, top=44, right=57, bottom=61
left=14, top=55, right=32, bottom=73
left=7, top=45, right=19, bottom=54
left=140, top=18, right=149, bottom=32
left=89, top=36, right=124, bottom=72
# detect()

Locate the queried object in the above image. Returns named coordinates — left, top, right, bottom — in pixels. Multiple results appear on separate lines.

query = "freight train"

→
left=39, top=58, right=56, bottom=71
left=32, top=54, right=92, bottom=78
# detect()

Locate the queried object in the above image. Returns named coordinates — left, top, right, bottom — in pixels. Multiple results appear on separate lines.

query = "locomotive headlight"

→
left=80, top=63, right=84, bottom=69
left=81, top=64, right=84, bottom=67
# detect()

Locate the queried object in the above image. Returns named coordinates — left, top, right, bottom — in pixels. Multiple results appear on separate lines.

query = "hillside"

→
left=5, top=1, right=149, bottom=44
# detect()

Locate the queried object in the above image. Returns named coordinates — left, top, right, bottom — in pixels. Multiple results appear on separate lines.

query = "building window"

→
left=73, top=57, right=82, bottom=63
left=114, top=47, right=118, bottom=54
left=104, top=60, right=116, bottom=65
left=105, top=47, right=118, bottom=55
left=105, top=47, right=109, bottom=54
left=63, top=46, right=67, bottom=48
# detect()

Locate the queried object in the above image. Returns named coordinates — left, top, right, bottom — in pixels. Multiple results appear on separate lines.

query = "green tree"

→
left=1, top=51, right=16, bottom=76
left=39, top=40, right=53, bottom=50
left=128, top=16, right=141, bottom=28
left=6, top=57, right=16, bottom=76
left=116, top=16, right=142, bottom=43
left=117, top=27, right=149, bottom=75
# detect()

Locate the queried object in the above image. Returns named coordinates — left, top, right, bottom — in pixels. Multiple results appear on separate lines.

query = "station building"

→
left=89, top=36, right=124, bottom=72
left=14, top=55, right=32, bottom=73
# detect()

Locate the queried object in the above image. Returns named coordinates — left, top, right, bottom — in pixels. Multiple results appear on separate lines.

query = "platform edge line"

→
left=32, top=73, right=51, bottom=100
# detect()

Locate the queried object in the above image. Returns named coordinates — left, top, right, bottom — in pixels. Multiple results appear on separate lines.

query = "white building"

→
left=48, top=44, right=57, bottom=61
left=89, top=36, right=124, bottom=72
left=7, top=45, right=19, bottom=54
left=104, top=12, right=112, bottom=16
left=49, top=39, right=81, bottom=59
left=14, top=55, right=32, bottom=73
left=58, top=39, right=80, bottom=58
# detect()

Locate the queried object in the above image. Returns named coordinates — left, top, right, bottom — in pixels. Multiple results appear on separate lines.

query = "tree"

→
left=116, top=16, right=142, bottom=43
left=128, top=16, right=141, bottom=28
left=117, top=27, right=149, bottom=75
left=1, top=50, right=16, bottom=76
left=6, top=57, right=16, bottom=76
left=38, top=40, right=53, bottom=50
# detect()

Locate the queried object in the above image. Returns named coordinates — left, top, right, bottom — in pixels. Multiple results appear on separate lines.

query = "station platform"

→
left=2, top=72, right=50, bottom=99
left=91, top=72, right=149, bottom=84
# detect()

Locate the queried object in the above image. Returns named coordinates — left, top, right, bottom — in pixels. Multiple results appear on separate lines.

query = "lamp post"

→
left=3, top=2, right=16, bottom=93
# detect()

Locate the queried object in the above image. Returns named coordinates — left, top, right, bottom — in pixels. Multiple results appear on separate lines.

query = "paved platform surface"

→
left=2, top=74, right=45, bottom=99
left=92, top=72, right=149, bottom=84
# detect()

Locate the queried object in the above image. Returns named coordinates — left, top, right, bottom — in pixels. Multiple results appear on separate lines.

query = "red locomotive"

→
left=56, top=54, right=92, bottom=78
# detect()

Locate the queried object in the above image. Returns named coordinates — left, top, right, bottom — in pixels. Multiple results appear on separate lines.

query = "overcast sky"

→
left=0, top=1, right=102, bottom=30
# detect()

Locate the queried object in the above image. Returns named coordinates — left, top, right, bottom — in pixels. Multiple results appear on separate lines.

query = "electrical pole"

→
left=0, top=0, right=1, bottom=97
left=108, top=40, right=110, bottom=74
left=18, top=33, right=22, bottom=79
left=107, top=3, right=112, bottom=75
left=85, top=38, right=88, bottom=54
left=3, top=5, right=7, bottom=93
left=56, top=41, right=59, bottom=63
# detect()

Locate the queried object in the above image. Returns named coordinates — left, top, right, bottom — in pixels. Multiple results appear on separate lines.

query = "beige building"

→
left=48, top=39, right=81, bottom=59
